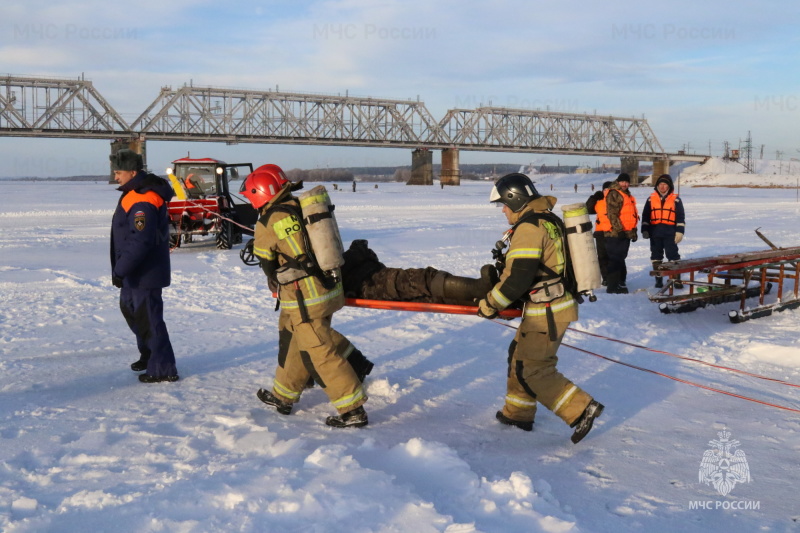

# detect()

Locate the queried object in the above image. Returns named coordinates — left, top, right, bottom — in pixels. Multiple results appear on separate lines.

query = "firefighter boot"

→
left=570, top=400, right=604, bottom=444
left=496, top=411, right=533, bottom=432
left=432, top=265, right=499, bottom=305
left=652, top=261, right=663, bottom=288
left=257, top=388, right=293, bottom=415
left=326, top=406, right=368, bottom=428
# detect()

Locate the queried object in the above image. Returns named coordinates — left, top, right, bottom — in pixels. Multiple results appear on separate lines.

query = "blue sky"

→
left=1, top=0, right=799, bottom=176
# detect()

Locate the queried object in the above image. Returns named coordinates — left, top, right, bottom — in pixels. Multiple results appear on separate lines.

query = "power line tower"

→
left=742, top=131, right=754, bottom=174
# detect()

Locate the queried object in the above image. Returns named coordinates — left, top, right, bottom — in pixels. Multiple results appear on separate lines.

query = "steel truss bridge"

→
left=0, top=75, right=686, bottom=160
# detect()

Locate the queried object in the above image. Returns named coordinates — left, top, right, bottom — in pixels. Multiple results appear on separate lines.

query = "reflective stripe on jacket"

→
left=253, top=197, right=344, bottom=320
left=487, top=197, right=578, bottom=327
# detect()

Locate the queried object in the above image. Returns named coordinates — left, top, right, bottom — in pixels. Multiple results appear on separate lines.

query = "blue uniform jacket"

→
left=110, top=171, right=174, bottom=288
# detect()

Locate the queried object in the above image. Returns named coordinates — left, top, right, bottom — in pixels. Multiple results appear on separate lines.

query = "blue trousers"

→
left=119, top=287, right=178, bottom=377
left=649, top=231, right=680, bottom=262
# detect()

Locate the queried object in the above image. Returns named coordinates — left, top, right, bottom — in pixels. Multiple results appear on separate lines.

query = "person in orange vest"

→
left=586, top=181, right=613, bottom=286
left=642, top=174, right=685, bottom=288
left=598, top=173, right=639, bottom=294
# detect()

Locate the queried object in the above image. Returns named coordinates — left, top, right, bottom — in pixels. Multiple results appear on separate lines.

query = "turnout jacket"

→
left=253, top=190, right=344, bottom=321
left=110, top=171, right=173, bottom=288
left=487, top=196, right=578, bottom=327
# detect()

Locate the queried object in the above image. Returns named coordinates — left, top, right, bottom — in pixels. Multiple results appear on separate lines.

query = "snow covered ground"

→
left=1, top=172, right=799, bottom=532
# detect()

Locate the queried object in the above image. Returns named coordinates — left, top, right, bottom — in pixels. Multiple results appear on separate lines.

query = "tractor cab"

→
left=165, top=158, right=257, bottom=249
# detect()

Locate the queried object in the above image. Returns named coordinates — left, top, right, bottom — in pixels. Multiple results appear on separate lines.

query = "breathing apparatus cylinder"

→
left=560, top=203, right=602, bottom=299
left=297, top=185, right=345, bottom=273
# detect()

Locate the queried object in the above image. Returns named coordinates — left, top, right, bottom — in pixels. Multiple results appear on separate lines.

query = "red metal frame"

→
left=650, top=247, right=800, bottom=322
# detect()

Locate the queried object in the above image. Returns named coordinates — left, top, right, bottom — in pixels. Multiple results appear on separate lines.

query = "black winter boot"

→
left=606, top=272, right=628, bottom=294
left=652, top=261, right=663, bottom=288
left=673, top=274, right=684, bottom=289
left=326, top=406, right=368, bottom=428
left=347, top=349, right=374, bottom=383
left=432, top=264, right=499, bottom=305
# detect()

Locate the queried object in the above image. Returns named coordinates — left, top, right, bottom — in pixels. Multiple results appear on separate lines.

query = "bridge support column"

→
left=439, top=148, right=461, bottom=186
left=407, top=148, right=433, bottom=185
left=109, top=138, right=146, bottom=182
left=620, top=157, right=640, bottom=186
left=652, top=158, right=670, bottom=179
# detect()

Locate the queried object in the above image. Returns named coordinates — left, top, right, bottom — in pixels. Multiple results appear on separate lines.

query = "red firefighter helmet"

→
left=241, top=164, right=289, bottom=209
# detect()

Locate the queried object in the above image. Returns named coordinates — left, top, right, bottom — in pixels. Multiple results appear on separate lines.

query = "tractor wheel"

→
left=169, top=234, right=181, bottom=249
left=183, top=233, right=193, bottom=244
left=216, top=221, right=233, bottom=250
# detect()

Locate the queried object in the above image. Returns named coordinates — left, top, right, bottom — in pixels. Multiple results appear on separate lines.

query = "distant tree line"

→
left=285, top=168, right=355, bottom=182
left=3, top=163, right=530, bottom=182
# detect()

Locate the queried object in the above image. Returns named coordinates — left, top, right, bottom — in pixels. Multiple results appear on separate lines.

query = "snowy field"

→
left=1, top=173, right=799, bottom=532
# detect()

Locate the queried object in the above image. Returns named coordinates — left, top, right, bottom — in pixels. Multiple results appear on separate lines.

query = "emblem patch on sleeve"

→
left=134, top=210, right=146, bottom=231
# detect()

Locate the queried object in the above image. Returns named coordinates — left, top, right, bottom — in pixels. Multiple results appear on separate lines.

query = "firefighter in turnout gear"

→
left=641, top=174, right=685, bottom=288
left=478, top=173, right=604, bottom=444
left=242, top=164, right=370, bottom=428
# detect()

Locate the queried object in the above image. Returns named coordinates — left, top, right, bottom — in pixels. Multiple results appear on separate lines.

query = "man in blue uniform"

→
left=110, top=149, right=179, bottom=383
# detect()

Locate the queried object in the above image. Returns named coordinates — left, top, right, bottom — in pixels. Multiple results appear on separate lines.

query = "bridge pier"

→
left=652, top=158, right=670, bottom=179
left=407, top=148, right=433, bottom=185
left=620, top=156, right=640, bottom=185
left=109, top=138, right=146, bottom=182
left=439, top=148, right=461, bottom=186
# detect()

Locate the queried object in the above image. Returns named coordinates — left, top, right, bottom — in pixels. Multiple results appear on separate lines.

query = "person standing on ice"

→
left=641, top=174, right=685, bottom=288
left=476, top=173, right=604, bottom=444
left=242, top=164, right=370, bottom=428
left=586, top=180, right=613, bottom=286
left=109, top=149, right=179, bottom=383
left=597, top=173, right=638, bottom=294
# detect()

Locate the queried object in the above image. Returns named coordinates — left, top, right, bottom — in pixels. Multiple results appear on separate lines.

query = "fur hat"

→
left=110, top=149, right=143, bottom=171
left=602, top=180, right=613, bottom=190
left=616, top=173, right=631, bottom=183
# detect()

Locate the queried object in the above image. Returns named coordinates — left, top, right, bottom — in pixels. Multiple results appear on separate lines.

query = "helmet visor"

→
left=489, top=185, right=502, bottom=204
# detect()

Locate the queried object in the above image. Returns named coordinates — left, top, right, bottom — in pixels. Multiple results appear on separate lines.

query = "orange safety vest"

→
left=649, top=192, right=678, bottom=225
left=184, top=177, right=196, bottom=189
left=594, top=197, right=609, bottom=231
left=595, top=189, right=638, bottom=232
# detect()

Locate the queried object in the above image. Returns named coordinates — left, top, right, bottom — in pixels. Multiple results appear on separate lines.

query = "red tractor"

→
left=165, top=157, right=257, bottom=249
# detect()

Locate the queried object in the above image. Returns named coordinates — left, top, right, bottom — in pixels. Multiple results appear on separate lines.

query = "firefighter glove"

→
left=112, top=275, right=123, bottom=288
left=477, top=298, right=499, bottom=319
left=675, top=233, right=684, bottom=244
